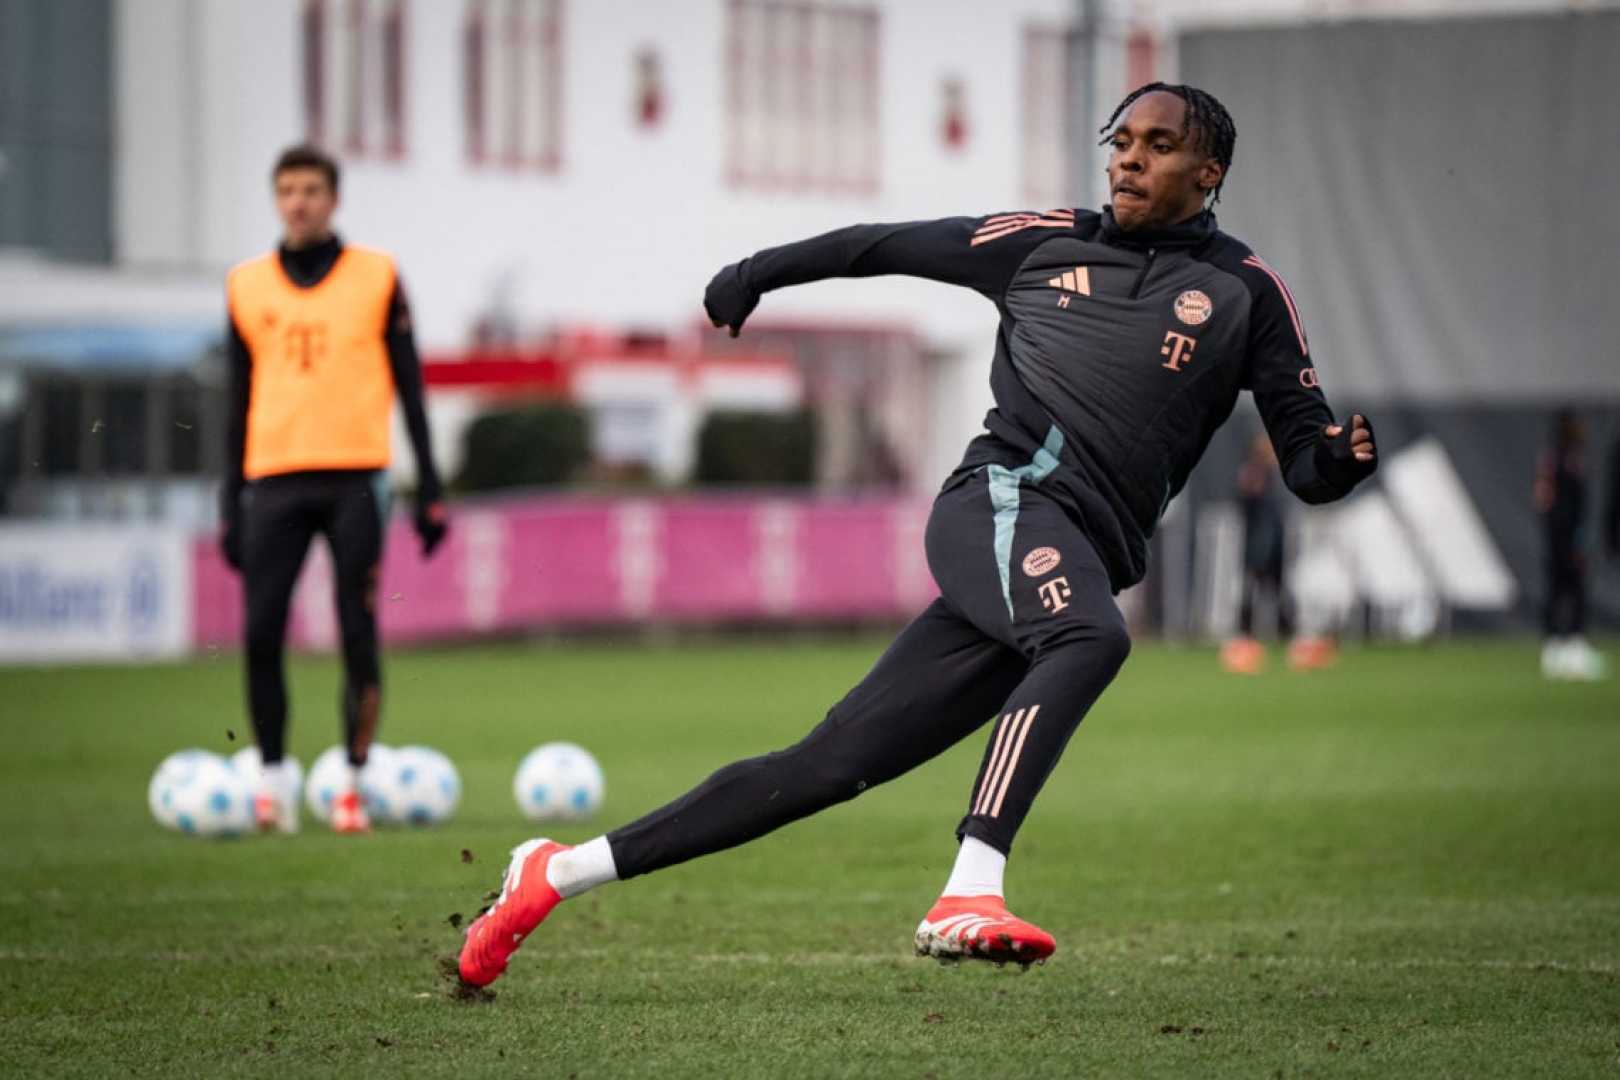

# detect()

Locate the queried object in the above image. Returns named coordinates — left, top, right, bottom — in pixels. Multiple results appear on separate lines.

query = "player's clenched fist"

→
left=415, top=500, right=449, bottom=558
left=1315, top=413, right=1377, bottom=487
left=703, top=260, right=759, bottom=338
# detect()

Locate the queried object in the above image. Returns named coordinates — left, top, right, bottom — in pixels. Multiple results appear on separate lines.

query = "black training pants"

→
left=241, top=470, right=388, bottom=766
left=608, top=465, right=1131, bottom=877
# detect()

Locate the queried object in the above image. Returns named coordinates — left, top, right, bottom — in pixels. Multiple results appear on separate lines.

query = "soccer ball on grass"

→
left=513, top=742, right=605, bottom=822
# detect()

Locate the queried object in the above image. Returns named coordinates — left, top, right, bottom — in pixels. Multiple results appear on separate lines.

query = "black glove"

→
left=414, top=500, right=449, bottom=558
left=1313, top=413, right=1378, bottom=491
left=703, top=260, right=759, bottom=338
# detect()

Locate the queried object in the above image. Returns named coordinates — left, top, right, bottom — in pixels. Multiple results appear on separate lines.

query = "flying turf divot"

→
left=437, top=954, right=495, bottom=1004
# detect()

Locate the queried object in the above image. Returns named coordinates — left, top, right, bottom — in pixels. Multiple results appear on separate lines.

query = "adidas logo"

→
left=971, top=208, right=1074, bottom=247
left=1047, top=267, right=1090, bottom=296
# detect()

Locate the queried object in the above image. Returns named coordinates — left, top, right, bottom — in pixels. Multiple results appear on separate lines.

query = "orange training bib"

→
left=229, top=246, right=397, bottom=479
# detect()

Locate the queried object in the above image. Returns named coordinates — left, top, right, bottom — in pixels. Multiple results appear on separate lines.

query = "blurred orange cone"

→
left=1287, top=636, right=1339, bottom=672
left=1220, top=636, right=1267, bottom=675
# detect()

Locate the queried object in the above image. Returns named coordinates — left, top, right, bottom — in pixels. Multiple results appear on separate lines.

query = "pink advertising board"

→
left=191, top=495, right=938, bottom=650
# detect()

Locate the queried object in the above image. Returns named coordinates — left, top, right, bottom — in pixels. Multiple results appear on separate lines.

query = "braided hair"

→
left=1098, top=83, right=1236, bottom=204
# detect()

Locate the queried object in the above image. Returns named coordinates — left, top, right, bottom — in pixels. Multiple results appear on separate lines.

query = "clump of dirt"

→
left=447, top=912, right=464, bottom=929
left=436, top=955, right=496, bottom=1004
left=460, top=848, right=475, bottom=864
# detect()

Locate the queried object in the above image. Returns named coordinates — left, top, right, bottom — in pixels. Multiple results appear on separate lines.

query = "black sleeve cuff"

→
left=1312, top=438, right=1375, bottom=493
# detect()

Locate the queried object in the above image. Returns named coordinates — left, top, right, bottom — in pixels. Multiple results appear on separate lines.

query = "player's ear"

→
left=1196, top=157, right=1224, bottom=196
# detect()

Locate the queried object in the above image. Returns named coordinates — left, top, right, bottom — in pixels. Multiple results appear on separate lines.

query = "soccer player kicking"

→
left=460, top=83, right=1377, bottom=985
left=221, top=145, right=448, bottom=834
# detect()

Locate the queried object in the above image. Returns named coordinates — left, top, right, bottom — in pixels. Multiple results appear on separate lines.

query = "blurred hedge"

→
left=694, top=410, right=815, bottom=487
left=454, top=404, right=591, bottom=492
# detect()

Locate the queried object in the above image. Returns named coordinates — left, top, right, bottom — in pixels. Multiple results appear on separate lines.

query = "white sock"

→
left=545, top=836, right=619, bottom=899
left=941, top=836, right=1006, bottom=898
left=260, top=760, right=294, bottom=798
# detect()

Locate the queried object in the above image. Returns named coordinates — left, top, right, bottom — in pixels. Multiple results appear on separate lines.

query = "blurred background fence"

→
left=2, top=0, right=1617, bottom=662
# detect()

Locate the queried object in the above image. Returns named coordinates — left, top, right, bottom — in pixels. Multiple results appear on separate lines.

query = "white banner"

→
left=0, top=526, right=192, bottom=663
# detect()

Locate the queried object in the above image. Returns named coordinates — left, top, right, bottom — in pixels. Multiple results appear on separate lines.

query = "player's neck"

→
left=281, top=230, right=335, bottom=252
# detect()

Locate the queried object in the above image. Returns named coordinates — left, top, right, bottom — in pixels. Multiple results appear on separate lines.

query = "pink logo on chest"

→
left=1174, top=290, right=1213, bottom=326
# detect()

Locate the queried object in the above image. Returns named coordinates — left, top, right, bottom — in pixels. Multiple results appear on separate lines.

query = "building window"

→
left=463, top=2, right=486, bottom=159
left=1021, top=25, right=1070, bottom=208
left=302, top=0, right=326, bottom=144
left=725, top=0, right=880, bottom=196
left=40, top=380, right=82, bottom=477
left=1125, top=27, right=1157, bottom=95
left=301, top=0, right=409, bottom=160
left=381, top=0, right=407, bottom=154
left=463, top=0, right=564, bottom=170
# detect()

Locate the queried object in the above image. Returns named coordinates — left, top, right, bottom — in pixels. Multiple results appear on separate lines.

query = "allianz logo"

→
left=0, top=556, right=165, bottom=632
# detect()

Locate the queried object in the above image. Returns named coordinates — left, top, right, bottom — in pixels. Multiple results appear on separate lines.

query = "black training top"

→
left=707, top=207, right=1374, bottom=592
left=221, top=234, right=441, bottom=521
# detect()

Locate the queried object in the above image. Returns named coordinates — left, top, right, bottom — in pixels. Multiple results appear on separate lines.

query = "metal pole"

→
left=1067, top=0, right=1100, bottom=209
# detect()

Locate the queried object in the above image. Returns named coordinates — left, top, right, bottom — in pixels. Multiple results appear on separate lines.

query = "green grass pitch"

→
left=1, top=638, right=1617, bottom=1078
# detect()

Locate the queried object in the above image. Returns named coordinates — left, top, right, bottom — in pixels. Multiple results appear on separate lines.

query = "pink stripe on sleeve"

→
left=1242, top=255, right=1309, bottom=357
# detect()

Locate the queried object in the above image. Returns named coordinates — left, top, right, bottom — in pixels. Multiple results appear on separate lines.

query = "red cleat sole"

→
left=914, top=895, right=1056, bottom=967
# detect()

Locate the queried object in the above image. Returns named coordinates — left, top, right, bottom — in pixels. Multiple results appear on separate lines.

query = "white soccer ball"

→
left=227, top=746, right=304, bottom=797
left=513, top=742, right=605, bottom=822
left=383, top=745, right=461, bottom=826
left=304, top=744, right=399, bottom=823
left=149, top=749, right=212, bottom=829
left=148, top=750, right=252, bottom=837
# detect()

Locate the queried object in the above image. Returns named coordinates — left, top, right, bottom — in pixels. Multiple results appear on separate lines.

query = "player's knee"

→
left=1096, top=618, right=1132, bottom=671
left=1037, top=616, right=1131, bottom=673
left=777, top=723, right=878, bottom=803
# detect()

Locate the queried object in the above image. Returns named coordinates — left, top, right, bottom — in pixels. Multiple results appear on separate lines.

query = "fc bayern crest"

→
left=1022, top=547, right=1062, bottom=577
left=1174, top=290, right=1213, bottom=326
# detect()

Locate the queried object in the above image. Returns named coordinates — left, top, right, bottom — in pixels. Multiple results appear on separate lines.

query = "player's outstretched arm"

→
left=1311, top=413, right=1378, bottom=492
left=1240, top=255, right=1376, bottom=504
left=1260, top=389, right=1379, bottom=506
left=705, top=211, right=1069, bottom=336
left=1260, top=410, right=1379, bottom=506
left=384, top=276, right=449, bottom=557
left=219, top=313, right=251, bottom=572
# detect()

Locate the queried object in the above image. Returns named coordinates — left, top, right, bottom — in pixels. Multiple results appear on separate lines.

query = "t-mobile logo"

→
left=1037, top=577, right=1071, bottom=613
left=1160, top=331, right=1197, bottom=372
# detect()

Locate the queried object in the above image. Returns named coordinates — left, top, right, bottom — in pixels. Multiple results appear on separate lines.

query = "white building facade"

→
left=2, top=0, right=1602, bottom=507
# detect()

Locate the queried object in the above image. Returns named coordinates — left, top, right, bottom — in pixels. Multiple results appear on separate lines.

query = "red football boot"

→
left=458, top=839, right=569, bottom=988
left=914, top=895, right=1056, bottom=967
left=253, top=789, right=299, bottom=834
left=330, top=789, right=371, bottom=834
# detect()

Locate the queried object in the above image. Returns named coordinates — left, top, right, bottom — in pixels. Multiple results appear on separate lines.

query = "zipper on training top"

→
left=1129, top=247, right=1157, bottom=299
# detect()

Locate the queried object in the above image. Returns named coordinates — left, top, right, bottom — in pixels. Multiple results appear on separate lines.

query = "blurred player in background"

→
left=1534, top=409, right=1604, bottom=680
left=220, top=145, right=448, bottom=834
left=459, top=84, right=1377, bottom=987
left=1221, top=433, right=1290, bottom=674
left=1221, top=432, right=1339, bottom=675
